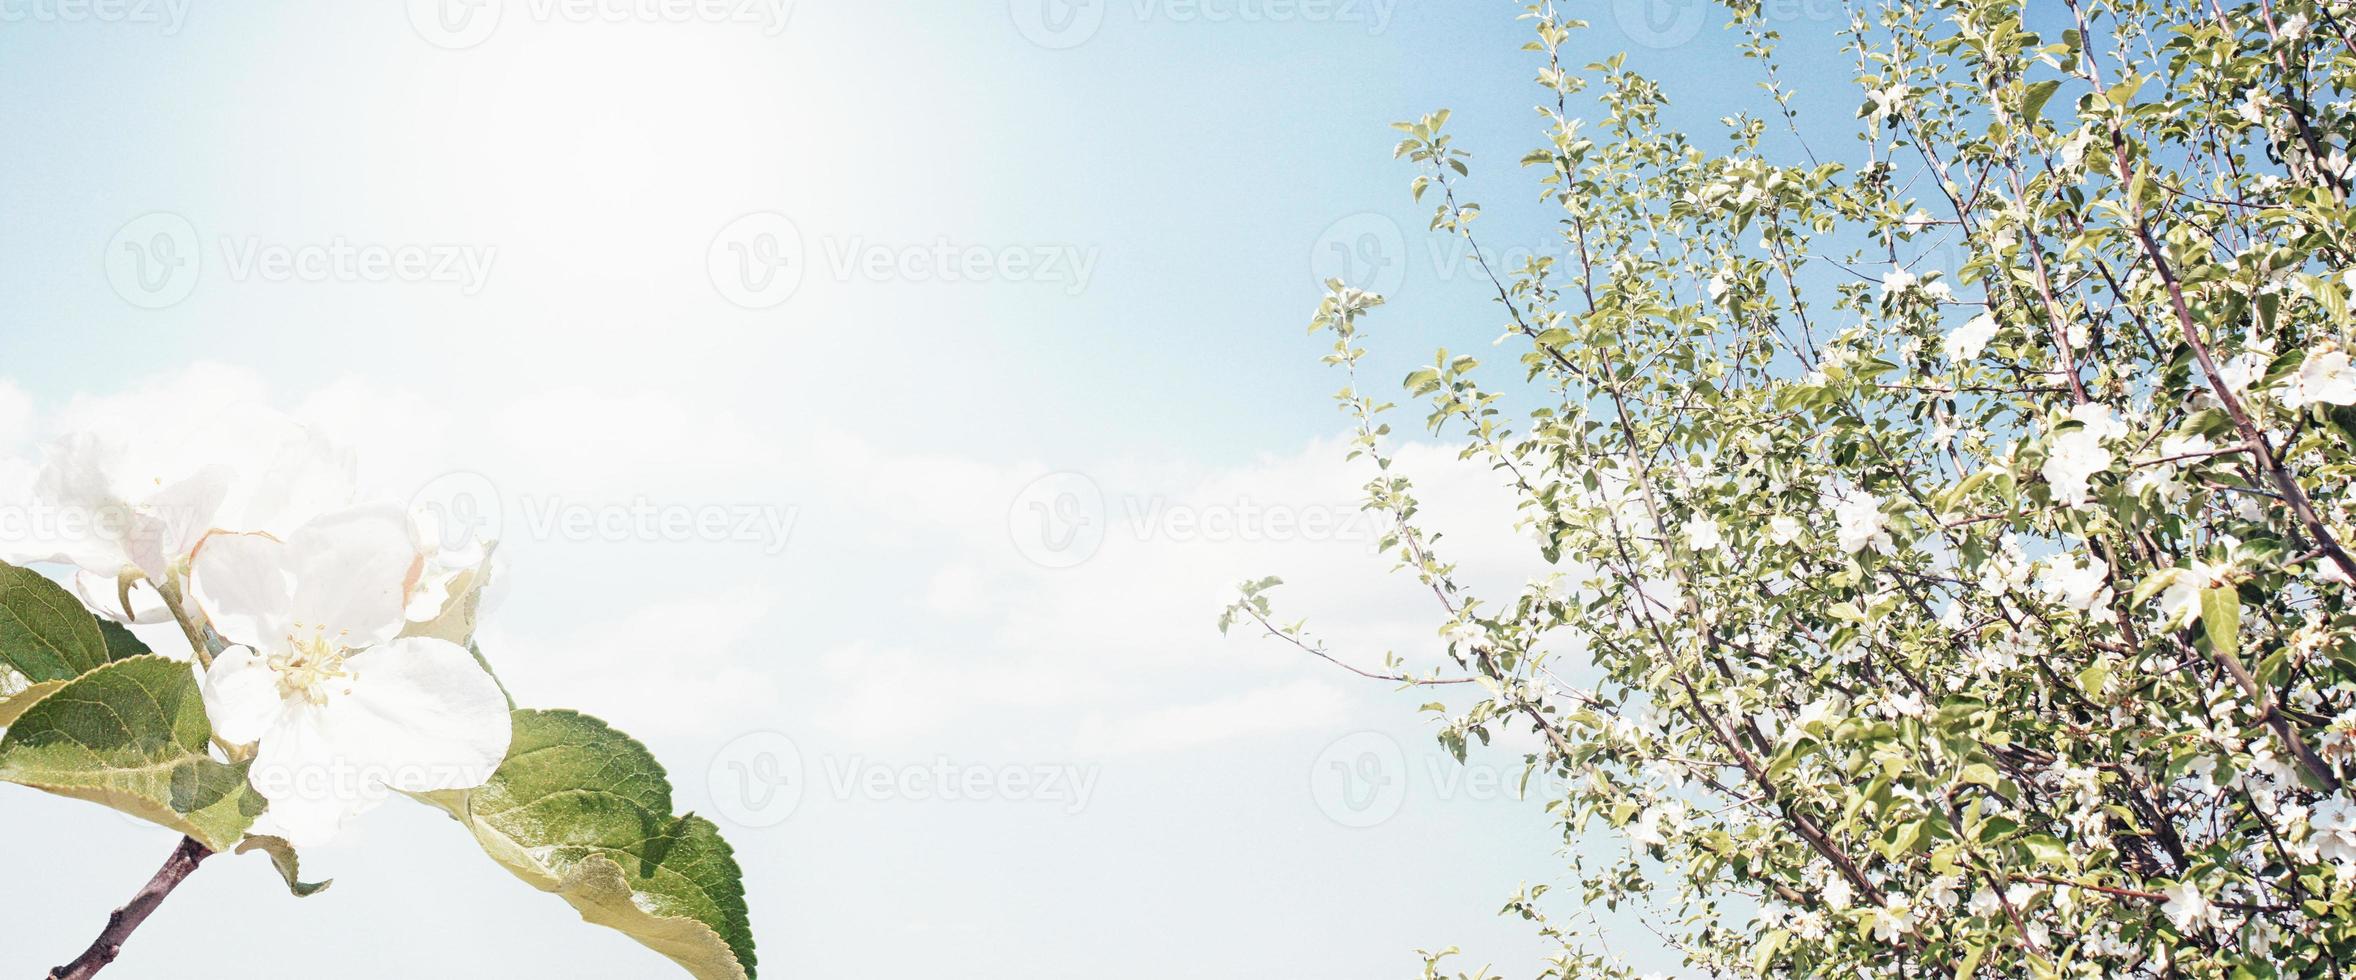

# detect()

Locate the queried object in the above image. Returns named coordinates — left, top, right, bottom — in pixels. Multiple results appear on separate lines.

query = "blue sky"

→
left=0, top=2, right=1877, bottom=977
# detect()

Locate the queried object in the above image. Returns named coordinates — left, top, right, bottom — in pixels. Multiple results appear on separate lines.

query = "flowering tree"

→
left=0, top=413, right=754, bottom=978
left=1229, top=0, right=2356, bottom=974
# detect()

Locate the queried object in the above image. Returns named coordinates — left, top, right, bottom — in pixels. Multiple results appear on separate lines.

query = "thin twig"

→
left=49, top=836, right=212, bottom=980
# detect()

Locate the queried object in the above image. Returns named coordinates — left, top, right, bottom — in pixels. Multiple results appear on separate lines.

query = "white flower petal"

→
left=34, top=431, right=129, bottom=514
left=220, top=424, right=356, bottom=539
left=247, top=703, right=379, bottom=848
left=189, top=532, right=295, bottom=650
left=288, top=504, right=419, bottom=647
left=195, top=645, right=285, bottom=746
left=328, top=636, right=511, bottom=793
left=123, top=466, right=232, bottom=581
left=248, top=791, right=368, bottom=850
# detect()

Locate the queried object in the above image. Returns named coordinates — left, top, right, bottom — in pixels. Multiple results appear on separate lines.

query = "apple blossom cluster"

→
left=0, top=405, right=757, bottom=978
left=0, top=409, right=507, bottom=846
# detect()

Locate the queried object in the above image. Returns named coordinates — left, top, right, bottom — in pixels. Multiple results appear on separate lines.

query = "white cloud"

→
left=0, top=381, right=32, bottom=451
left=1, top=364, right=1559, bottom=765
left=477, top=583, right=785, bottom=736
left=1071, top=678, right=1351, bottom=756
left=808, top=641, right=1121, bottom=745
left=797, top=432, right=1548, bottom=758
left=495, top=386, right=794, bottom=495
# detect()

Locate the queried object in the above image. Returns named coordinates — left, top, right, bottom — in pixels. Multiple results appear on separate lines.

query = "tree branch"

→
left=49, top=836, right=212, bottom=980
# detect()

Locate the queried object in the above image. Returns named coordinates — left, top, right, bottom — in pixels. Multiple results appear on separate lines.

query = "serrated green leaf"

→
left=420, top=709, right=756, bottom=980
left=0, top=561, right=119, bottom=683
left=0, top=655, right=262, bottom=850
left=0, top=679, right=67, bottom=727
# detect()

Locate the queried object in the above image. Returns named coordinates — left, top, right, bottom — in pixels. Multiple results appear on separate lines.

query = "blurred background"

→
left=0, top=2, right=1858, bottom=976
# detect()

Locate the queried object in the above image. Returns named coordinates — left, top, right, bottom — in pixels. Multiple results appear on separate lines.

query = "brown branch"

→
left=1241, top=605, right=1476, bottom=687
left=49, top=836, right=212, bottom=980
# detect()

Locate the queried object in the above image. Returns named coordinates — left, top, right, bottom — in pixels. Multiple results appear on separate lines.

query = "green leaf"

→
left=2021, top=833, right=2071, bottom=867
left=0, top=561, right=120, bottom=683
left=1956, top=942, right=1986, bottom=978
left=2075, top=658, right=2113, bottom=700
left=420, top=709, right=756, bottom=980
left=99, top=619, right=152, bottom=660
left=1956, top=762, right=2003, bottom=792
left=2201, top=586, right=2241, bottom=659
left=0, top=679, right=67, bottom=726
left=0, top=655, right=263, bottom=850
left=2022, top=79, right=2062, bottom=122
left=235, top=834, right=333, bottom=897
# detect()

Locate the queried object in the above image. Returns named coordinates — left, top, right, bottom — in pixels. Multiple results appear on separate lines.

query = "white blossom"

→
left=2275, top=349, right=2356, bottom=409
left=1822, top=875, right=1854, bottom=911
left=2039, top=554, right=2111, bottom=613
left=2160, top=880, right=2213, bottom=932
left=1834, top=492, right=1892, bottom=554
left=2041, top=404, right=2122, bottom=506
left=2312, top=795, right=2356, bottom=865
left=2156, top=560, right=2235, bottom=629
left=1683, top=516, right=1724, bottom=553
left=1869, top=895, right=1916, bottom=941
left=1945, top=312, right=1999, bottom=361
left=189, top=505, right=511, bottom=846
